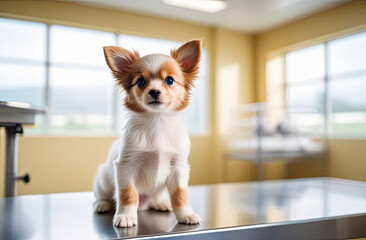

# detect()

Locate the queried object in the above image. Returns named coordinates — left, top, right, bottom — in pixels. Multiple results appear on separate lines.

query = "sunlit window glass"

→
left=49, top=67, right=114, bottom=134
left=0, top=18, right=46, bottom=62
left=50, top=25, right=115, bottom=67
left=329, top=31, right=366, bottom=77
left=286, top=31, right=366, bottom=137
left=49, top=26, right=116, bottom=134
left=286, top=44, right=325, bottom=83
left=0, top=63, right=45, bottom=106
left=0, top=18, right=209, bottom=136
left=286, top=44, right=326, bottom=135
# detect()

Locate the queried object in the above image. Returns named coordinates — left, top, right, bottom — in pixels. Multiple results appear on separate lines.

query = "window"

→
left=49, top=26, right=116, bottom=134
left=0, top=18, right=46, bottom=108
left=0, top=18, right=209, bottom=135
left=286, top=31, right=366, bottom=137
left=286, top=44, right=326, bottom=135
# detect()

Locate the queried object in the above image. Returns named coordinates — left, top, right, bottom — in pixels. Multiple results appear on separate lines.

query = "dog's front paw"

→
left=113, top=214, right=138, bottom=228
left=175, top=207, right=201, bottom=225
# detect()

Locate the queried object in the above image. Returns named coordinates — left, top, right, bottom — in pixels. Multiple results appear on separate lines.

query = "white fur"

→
left=93, top=112, right=200, bottom=227
left=140, top=54, right=169, bottom=74
left=95, top=43, right=201, bottom=227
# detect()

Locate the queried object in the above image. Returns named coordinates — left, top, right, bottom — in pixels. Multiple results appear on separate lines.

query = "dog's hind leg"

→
left=149, top=188, right=173, bottom=212
left=93, top=164, right=114, bottom=213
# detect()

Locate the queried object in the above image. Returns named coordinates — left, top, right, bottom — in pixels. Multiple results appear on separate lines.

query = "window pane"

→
left=50, top=26, right=115, bottom=67
left=286, top=83, right=325, bottom=135
left=330, top=76, right=366, bottom=113
left=329, top=31, right=366, bottom=76
left=119, top=35, right=180, bottom=56
left=0, top=18, right=46, bottom=61
left=0, top=62, right=45, bottom=106
left=331, top=112, right=366, bottom=136
left=286, top=82, right=325, bottom=113
left=286, top=44, right=325, bottom=83
left=118, top=35, right=209, bottom=134
left=330, top=76, right=366, bottom=136
left=50, top=67, right=114, bottom=133
left=288, top=113, right=324, bottom=135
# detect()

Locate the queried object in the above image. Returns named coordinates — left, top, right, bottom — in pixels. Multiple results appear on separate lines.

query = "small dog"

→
left=93, top=39, right=202, bottom=228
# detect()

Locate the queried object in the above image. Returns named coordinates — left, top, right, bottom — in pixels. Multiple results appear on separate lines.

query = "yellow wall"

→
left=327, top=139, right=366, bottom=182
left=17, top=136, right=116, bottom=195
left=214, top=28, right=255, bottom=134
left=0, top=0, right=254, bottom=195
left=213, top=29, right=257, bottom=182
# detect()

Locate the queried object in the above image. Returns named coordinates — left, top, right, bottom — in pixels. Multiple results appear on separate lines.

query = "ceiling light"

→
left=162, top=0, right=227, bottom=13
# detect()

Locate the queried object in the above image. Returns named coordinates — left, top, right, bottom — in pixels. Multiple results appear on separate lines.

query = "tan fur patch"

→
left=103, top=46, right=140, bottom=90
left=159, top=59, right=184, bottom=86
left=130, top=66, right=154, bottom=84
left=171, top=187, right=188, bottom=208
left=124, top=93, right=145, bottom=113
left=158, top=59, right=189, bottom=111
left=174, top=92, right=189, bottom=111
left=170, top=39, right=202, bottom=111
left=170, top=39, right=201, bottom=91
left=120, top=183, right=138, bottom=206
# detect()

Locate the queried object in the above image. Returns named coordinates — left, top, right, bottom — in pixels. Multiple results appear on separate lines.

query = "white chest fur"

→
left=117, top=112, right=190, bottom=194
left=124, top=113, right=190, bottom=152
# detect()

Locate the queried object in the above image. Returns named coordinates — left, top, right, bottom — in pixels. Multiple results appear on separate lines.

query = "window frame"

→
left=285, top=30, right=366, bottom=139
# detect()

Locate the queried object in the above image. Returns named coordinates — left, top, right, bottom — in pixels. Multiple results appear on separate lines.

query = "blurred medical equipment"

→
left=225, top=102, right=327, bottom=180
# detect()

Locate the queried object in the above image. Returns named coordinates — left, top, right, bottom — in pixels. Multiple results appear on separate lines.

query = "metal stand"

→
left=1, top=101, right=45, bottom=197
left=256, top=103, right=264, bottom=180
left=4, top=124, right=29, bottom=197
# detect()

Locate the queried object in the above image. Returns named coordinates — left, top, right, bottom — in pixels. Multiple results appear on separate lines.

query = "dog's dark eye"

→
left=136, top=78, right=146, bottom=88
left=165, top=76, right=175, bottom=86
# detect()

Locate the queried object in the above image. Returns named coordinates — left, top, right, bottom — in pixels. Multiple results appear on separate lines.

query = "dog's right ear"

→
left=103, top=46, right=140, bottom=90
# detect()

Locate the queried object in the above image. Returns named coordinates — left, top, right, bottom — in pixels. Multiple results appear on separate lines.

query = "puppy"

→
left=93, top=39, right=202, bottom=228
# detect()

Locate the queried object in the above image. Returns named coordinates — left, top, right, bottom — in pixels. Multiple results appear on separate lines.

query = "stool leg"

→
left=5, top=125, right=22, bottom=197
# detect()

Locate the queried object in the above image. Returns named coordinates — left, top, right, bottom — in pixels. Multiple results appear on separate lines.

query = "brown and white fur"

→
left=93, top=39, right=202, bottom=228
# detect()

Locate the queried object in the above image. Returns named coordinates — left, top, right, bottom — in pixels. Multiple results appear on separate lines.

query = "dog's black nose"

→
left=149, top=89, right=161, bottom=100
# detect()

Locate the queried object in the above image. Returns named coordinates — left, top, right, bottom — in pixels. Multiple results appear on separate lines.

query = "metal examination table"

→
left=1, top=177, right=365, bottom=239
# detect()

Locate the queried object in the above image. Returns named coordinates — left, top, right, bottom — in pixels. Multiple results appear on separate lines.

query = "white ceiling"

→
left=73, top=0, right=350, bottom=33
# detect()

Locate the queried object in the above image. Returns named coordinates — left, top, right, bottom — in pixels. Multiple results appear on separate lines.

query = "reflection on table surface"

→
left=1, top=177, right=366, bottom=239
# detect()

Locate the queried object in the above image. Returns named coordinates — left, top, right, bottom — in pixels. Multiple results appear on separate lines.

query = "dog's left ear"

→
left=171, top=39, right=202, bottom=81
